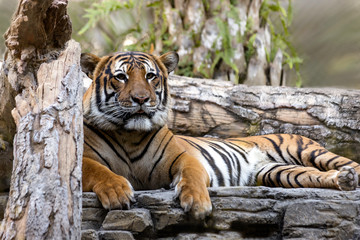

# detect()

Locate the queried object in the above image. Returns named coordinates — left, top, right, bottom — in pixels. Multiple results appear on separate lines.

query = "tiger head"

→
left=81, top=51, right=179, bottom=131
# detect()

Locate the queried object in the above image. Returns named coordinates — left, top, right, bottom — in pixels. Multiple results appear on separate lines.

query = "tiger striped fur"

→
left=81, top=51, right=360, bottom=219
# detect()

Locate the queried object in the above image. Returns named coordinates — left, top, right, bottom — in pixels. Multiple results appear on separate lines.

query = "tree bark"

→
left=168, top=75, right=360, bottom=162
left=0, top=1, right=83, bottom=239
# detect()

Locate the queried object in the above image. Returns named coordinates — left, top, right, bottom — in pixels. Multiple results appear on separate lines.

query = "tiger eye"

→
left=146, top=72, right=156, bottom=81
left=115, top=73, right=127, bottom=82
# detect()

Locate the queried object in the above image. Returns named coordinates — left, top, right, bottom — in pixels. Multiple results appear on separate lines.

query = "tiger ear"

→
left=81, top=53, right=101, bottom=79
left=159, top=52, right=179, bottom=73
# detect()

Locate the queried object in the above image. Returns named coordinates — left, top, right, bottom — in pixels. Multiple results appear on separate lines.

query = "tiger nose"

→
left=131, top=95, right=150, bottom=105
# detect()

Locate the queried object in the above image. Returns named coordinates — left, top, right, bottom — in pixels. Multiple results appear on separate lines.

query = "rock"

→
left=164, top=1, right=183, bottom=39
left=0, top=193, right=9, bottom=221
left=2, top=187, right=360, bottom=238
left=175, top=231, right=243, bottom=240
left=201, top=18, right=222, bottom=51
left=283, top=201, right=360, bottom=239
left=81, top=229, right=98, bottom=240
left=270, top=49, right=283, bottom=86
left=98, top=230, right=135, bottom=240
left=248, top=0, right=263, bottom=31
left=151, top=209, right=187, bottom=231
left=183, top=0, right=206, bottom=35
left=244, top=28, right=268, bottom=86
left=82, top=192, right=102, bottom=208
left=82, top=208, right=108, bottom=230
left=234, top=0, right=250, bottom=36
left=176, top=33, right=195, bottom=61
left=193, top=46, right=212, bottom=78
left=102, top=209, right=153, bottom=232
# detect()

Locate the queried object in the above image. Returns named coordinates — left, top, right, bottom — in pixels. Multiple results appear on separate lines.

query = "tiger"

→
left=80, top=51, right=360, bottom=219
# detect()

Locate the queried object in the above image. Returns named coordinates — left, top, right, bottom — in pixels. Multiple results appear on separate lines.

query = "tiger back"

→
left=81, top=51, right=360, bottom=219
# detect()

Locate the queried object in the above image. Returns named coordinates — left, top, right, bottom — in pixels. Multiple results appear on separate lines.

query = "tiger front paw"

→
left=174, top=179, right=212, bottom=220
left=93, top=174, right=135, bottom=210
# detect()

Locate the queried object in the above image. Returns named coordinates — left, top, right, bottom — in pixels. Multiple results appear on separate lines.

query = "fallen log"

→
left=168, top=75, right=360, bottom=162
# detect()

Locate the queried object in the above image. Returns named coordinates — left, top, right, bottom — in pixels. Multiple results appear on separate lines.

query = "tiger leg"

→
left=296, top=142, right=360, bottom=184
left=170, top=153, right=212, bottom=219
left=83, top=157, right=135, bottom=209
left=257, top=163, right=358, bottom=191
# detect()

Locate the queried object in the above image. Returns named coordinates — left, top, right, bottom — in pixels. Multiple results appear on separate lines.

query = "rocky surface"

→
left=3, top=187, right=359, bottom=239
left=78, top=187, right=360, bottom=239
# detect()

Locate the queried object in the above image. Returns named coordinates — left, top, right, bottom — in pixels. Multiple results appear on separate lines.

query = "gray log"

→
left=168, top=75, right=360, bottom=161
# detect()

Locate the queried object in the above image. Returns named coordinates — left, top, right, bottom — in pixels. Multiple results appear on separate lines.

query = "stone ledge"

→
left=81, top=187, right=360, bottom=240
left=1, top=187, right=360, bottom=239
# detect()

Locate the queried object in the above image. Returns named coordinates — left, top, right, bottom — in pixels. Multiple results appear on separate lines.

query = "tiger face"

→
left=81, top=51, right=179, bottom=131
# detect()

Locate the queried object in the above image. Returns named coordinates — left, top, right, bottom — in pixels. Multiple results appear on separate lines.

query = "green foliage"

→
left=78, top=0, right=135, bottom=35
left=245, top=33, right=258, bottom=64
left=260, top=0, right=303, bottom=86
left=78, top=0, right=302, bottom=86
left=206, top=17, right=239, bottom=82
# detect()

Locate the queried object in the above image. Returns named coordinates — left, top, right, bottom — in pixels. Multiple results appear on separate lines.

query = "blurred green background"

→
left=0, top=0, right=359, bottom=89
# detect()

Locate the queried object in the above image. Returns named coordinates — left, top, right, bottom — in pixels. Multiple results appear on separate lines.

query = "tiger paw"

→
left=174, top=179, right=212, bottom=220
left=93, top=174, right=135, bottom=210
left=336, top=166, right=358, bottom=191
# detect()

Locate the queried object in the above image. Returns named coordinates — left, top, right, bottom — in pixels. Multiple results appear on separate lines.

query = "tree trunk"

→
left=168, top=75, right=360, bottom=162
left=0, top=1, right=83, bottom=239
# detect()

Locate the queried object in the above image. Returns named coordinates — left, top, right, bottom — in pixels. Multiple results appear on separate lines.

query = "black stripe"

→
left=217, top=139, right=248, bottom=163
left=309, top=149, right=328, bottom=169
left=103, top=76, right=109, bottom=101
left=201, top=140, right=233, bottom=186
left=84, top=122, right=130, bottom=168
left=105, top=61, right=112, bottom=75
left=296, top=136, right=304, bottom=162
left=179, top=137, right=225, bottom=186
left=266, top=153, right=277, bottom=162
left=236, top=157, right=242, bottom=185
left=227, top=139, right=252, bottom=145
left=133, top=131, right=152, bottom=145
left=286, top=172, right=295, bottom=188
left=163, top=76, right=168, bottom=106
left=325, top=155, right=340, bottom=169
left=276, top=166, right=297, bottom=187
left=276, top=134, right=284, bottom=145
left=286, top=146, right=302, bottom=165
left=262, top=164, right=285, bottom=187
left=148, top=136, right=174, bottom=181
left=332, top=160, right=353, bottom=169
left=225, top=141, right=247, bottom=153
left=84, top=140, right=112, bottom=171
left=130, top=127, right=164, bottom=162
left=152, top=131, right=170, bottom=158
left=168, top=151, right=186, bottom=181
left=263, top=136, right=286, bottom=162
left=294, top=171, right=306, bottom=188
left=249, top=141, right=260, bottom=148
left=95, top=76, right=102, bottom=111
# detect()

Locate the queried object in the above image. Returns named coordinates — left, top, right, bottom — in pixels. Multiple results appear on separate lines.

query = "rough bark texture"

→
left=168, top=75, right=360, bottom=162
left=0, top=0, right=83, bottom=239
